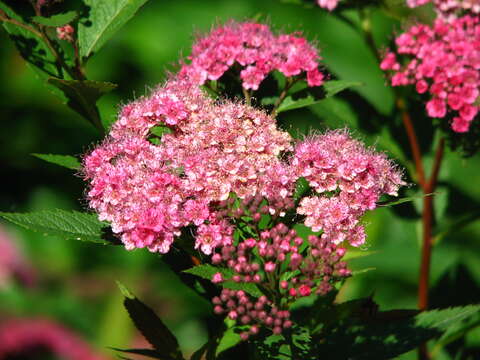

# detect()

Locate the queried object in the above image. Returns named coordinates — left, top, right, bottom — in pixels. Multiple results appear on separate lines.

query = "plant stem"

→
left=418, top=137, right=444, bottom=311
left=271, top=78, right=295, bottom=118
left=397, top=98, right=426, bottom=189
left=243, top=87, right=252, bottom=106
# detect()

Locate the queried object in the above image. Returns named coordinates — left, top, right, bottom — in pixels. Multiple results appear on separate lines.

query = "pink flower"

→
left=317, top=0, right=340, bottom=11
left=212, top=272, right=224, bottom=283
left=56, top=25, right=74, bottom=42
left=179, top=21, right=323, bottom=91
left=407, top=0, right=480, bottom=19
left=381, top=15, right=480, bottom=132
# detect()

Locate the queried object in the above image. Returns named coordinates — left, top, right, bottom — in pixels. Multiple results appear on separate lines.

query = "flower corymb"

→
left=179, top=21, right=324, bottom=91
left=381, top=15, right=480, bottom=132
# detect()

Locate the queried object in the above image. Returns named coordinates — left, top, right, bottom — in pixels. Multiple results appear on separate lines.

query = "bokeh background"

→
left=1, top=0, right=480, bottom=358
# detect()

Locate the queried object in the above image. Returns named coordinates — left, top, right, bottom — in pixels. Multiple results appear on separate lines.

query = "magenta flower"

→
left=179, top=21, right=324, bottom=91
left=317, top=0, right=340, bottom=11
left=407, top=0, right=480, bottom=20
left=381, top=16, right=480, bottom=132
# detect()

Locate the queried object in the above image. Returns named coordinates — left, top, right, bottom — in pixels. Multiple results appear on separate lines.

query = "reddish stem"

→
left=418, top=137, right=445, bottom=311
left=398, top=101, right=445, bottom=360
left=397, top=98, right=426, bottom=189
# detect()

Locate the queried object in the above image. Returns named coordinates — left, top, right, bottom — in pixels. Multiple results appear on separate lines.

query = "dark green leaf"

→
left=216, top=326, right=243, bottom=356
left=78, top=0, right=149, bottom=60
left=47, top=78, right=117, bottom=130
left=277, top=80, right=362, bottom=113
left=32, top=153, right=81, bottom=170
left=113, top=348, right=167, bottom=359
left=1, top=3, right=62, bottom=80
left=315, top=304, right=480, bottom=359
left=0, top=209, right=109, bottom=244
left=32, top=11, right=77, bottom=27
left=123, top=292, right=184, bottom=360
left=293, top=177, right=310, bottom=202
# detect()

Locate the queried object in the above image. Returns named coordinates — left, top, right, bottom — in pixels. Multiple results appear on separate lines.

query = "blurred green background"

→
left=1, top=0, right=479, bottom=359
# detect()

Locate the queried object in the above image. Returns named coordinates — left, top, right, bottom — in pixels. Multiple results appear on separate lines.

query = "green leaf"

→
left=1, top=3, right=62, bottom=79
left=378, top=193, right=436, bottom=207
left=78, top=0, right=149, bottom=60
left=293, top=177, right=310, bottom=202
left=32, top=11, right=77, bottom=27
left=216, top=326, right=243, bottom=356
left=123, top=292, right=184, bottom=360
left=315, top=304, right=480, bottom=359
left=0, top=209, right=109, bottom=244
left=323, top=80, right=363, bottom=98
left=113, top=348, right=166, bottom=359
left=351, top=267, right=376, bottom=276
left=150, top=125, right=173, bottom=138
left=116, top=281, right=135, bottom=299
left=47, top=78, right=117, bottom=130
left=32, top=153, right=81, bottom=170
left=277, top=80, right=362, bottom=113
left=183, top=264, right=263, bottom=297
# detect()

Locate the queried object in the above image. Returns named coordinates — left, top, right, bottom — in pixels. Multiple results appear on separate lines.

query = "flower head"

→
left=179, top=21, right=324, bottom=90
left=381, top=16, right=480, bottom=132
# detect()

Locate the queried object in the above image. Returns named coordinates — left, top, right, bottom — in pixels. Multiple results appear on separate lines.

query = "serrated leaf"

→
left=32, top=153, right=81, bottom=170
left=47, top=78, right=117, bottom=130
left=1, top=3, right=62, bottom=79
left=0, top=209, right=109, bottom=244
left=277, top=80, right=362, bottom=113
left=78, top=0, right=149, bottom=60
left=183, top=264, right=263, bottom=297
left=32, top=11, right=77, bottom=27
left=315, top=304, right=480, bottom=359
left=123, top=293, right=184, bottom=360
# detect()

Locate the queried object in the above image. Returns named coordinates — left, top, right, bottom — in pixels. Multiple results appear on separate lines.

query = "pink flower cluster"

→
left=317, top=0, right=341, bottom=11
left=84, top=78, right=293, bottom=254
left=407, top=0, right=480, bottom=19
left=0, top=318, right=107, bottom=360
left=381, top=16, right=480, bottom=132
left=293, top=131, right=404, bottom=245
left=179, top=21, right=324, bottom=91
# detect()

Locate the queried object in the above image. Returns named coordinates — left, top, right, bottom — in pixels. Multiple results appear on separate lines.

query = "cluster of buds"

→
left=56, top=24, right=75, bottom=42
left=212, top=290, right=292, bottom=340
left=208, top=220, right=350, bottom=336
